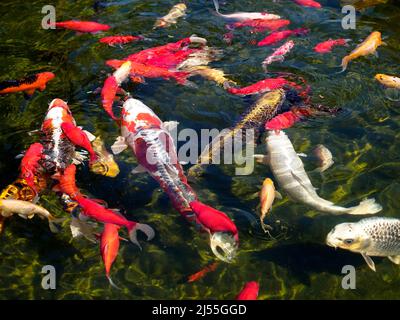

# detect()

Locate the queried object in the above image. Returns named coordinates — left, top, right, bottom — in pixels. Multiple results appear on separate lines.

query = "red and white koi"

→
left=262, top=40, right=295, bottom=71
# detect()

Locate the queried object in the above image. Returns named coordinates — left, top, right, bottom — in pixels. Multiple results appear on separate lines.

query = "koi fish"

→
left=186, top=66, right=237, bottom=87
left=265, top=130, right=382, bottom=215
left=0, top=199, right=63, bottom=233
left=176, top=47, right=223, bottom=71
left=0, top=72, right=55, bottom=97
left=187, top=262, right=218, bottom=283
left=189, top=89, right=285, bottom=177
left=212, top=0, right=280, bottom=21
left=262, top=40, right=294, bottom=71
left=226, top=77, right=289, bottom=95
left=99, top=35, right=143, bottom=47
left=154, top=3, right=187, bottom=29
left=56, top=164, right=82, bottom=199
left=236, top=281, right=259, bottom=300
left=54, top=20, right=111, bottom=33
left=228, top=19, right=290, bottom=33
left=259, top=178, right=277, bottom=232
left=375, top=74, right=400, bottom=89
left=257, top=28, right=309, bottom=46
left=60, top=122, right=98, bottom=163
left=101, top=61, right=132, bottom=121
left=111, top=98, right=197, bottom=216
left=40, top=99, right=77, bottom=172
left=100, top=223, right=121, bottom=288
left=90, top=136, right=120, bottom=178
left=19, top=143, right=44, bottom=191
left=314, top=39, right=350, bottom=53
left=326, top=217, right=400, bottom=272
left=293, top=0, right=322, bottom=8
left=341, top=31, right=385, bottom=72
left=112, top=98, right=238, bottom=262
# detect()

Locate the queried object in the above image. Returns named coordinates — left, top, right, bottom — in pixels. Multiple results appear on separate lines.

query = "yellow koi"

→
left=375, top=74, right=400, bottom=89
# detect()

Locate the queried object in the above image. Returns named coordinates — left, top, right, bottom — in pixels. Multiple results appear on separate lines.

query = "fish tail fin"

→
left=340, top=56, right=350, bottom=73
left=49, top=217, right=66, bottom=233
left=107, top=276, right=121, bottom=290
left=127, top=222, right=155, bottom=250
left=174, top=72, right=197, bottom=88
left=347, top=198, right=382, bottom=216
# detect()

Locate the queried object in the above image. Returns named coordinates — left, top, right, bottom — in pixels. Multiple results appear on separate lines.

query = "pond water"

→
left=0, top=0, right=399, bottom=299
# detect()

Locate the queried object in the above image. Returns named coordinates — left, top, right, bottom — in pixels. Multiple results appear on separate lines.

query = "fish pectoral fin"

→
left=388, top=256, right=400, bottom=265
left=373, top=51, right=379, bottom=58
left=83, top=130, right=96, bottom=142
left=381, top=41, right=388, bottom=46
left=27, top=214, right=35, bottom=219
left=111, top=136, right=128, bottom=154
left=162, top=121, right=179, bottom=133
left=18, top=214, right=28, bottom=220
left=131, top=165, right=147, bottom=174
left=297, top=153, right=308, bottom=158
left=361, top=252, right=376, bottom=271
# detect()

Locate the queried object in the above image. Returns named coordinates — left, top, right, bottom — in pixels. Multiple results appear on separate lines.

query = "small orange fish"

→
left=0, top=72, right=55, bottom=97
left=259, top=178, right=277, bottom=232
left=341, top=31, right=385, bottom=72
left=187, top=262, right=218, bottom=283
left=100, top=223, right=121, bottom=289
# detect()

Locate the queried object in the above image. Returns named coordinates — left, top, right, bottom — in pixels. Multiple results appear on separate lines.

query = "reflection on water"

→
left=0, top=0, right=400, bottom=299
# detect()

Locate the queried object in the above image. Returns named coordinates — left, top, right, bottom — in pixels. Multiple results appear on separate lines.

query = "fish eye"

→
left=344, top=239, right=354, bottom=244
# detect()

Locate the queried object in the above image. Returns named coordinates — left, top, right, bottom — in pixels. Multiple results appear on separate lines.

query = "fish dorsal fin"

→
left=361, top=252, right=376, bottom=271
left=111, top=136, right=128, bottom=154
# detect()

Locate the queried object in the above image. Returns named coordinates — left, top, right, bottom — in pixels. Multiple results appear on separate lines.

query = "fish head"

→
left=374, top=73, right=393, bottom=87
left=210, top=232, right=239, bottom=263
left=39, top=72, right=56, bottom=83
left=326, top=222, right=371, bottom=252
left=121, top=98, right=163, bottom=135
left=113, top=61, right=132, bottom=84
left=43, top=99, right=75, bottom=130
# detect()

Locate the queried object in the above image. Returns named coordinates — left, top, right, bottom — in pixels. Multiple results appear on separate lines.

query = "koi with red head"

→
left=314, top=39, right=350, bottom=54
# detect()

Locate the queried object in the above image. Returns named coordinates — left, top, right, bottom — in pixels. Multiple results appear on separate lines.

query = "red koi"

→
left=54, top=20, right=111, bottom=33
left=187, top=262, right=218, bottom=283
left=257, top=28, right=309, bottom=46
left=236, top=281, right=259, bottom=300
left=101, top=75, right=120, bottom=121
left=226, top=78, right=288, bottom=95
left=75, top=195, right=155, bottom=248
left=19, top=143, right=44, bottom=190
left=228, top=19, right=290, bottom=33
left=60, top=122, right=98, bottom=163
left=99, top=35, right=143, bottom=46
left=314, top=38, right=350, bottom=53
left=189, top=201, right=239, bottom=242
left=100, top=223, right=121, bottom=289
left=294, top=0, right=322, bottom=8
left=0, top=72, right=55, bottom=96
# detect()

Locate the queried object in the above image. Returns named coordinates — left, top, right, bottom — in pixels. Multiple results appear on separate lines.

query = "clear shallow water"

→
left=0, top=0, right=400, bottom=300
